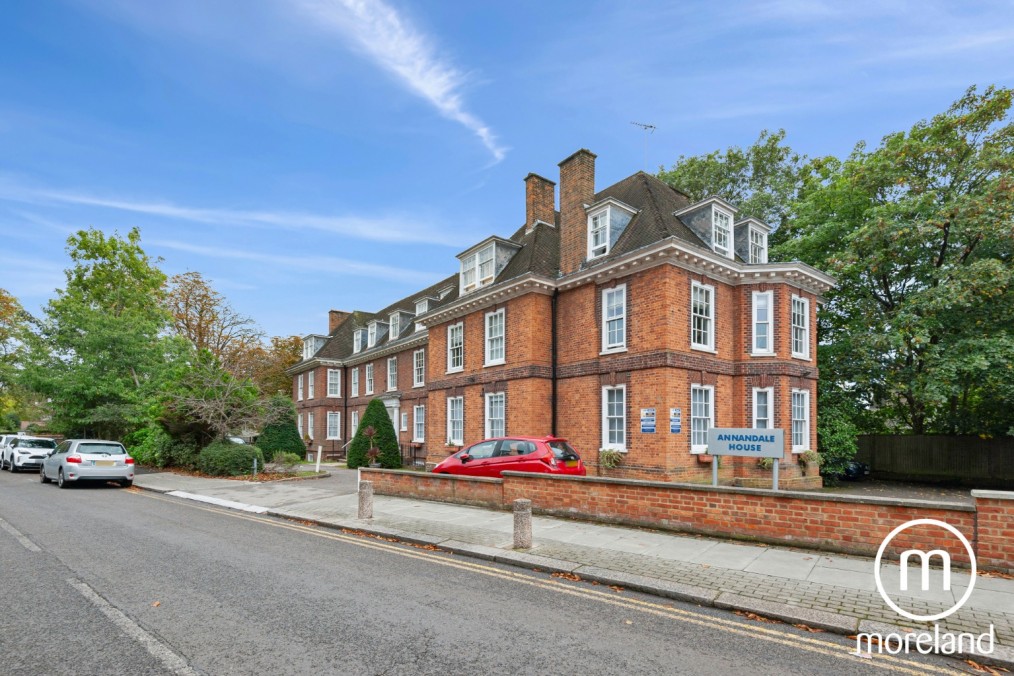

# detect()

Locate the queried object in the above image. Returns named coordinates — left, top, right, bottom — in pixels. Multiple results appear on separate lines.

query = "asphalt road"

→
left=0, top=469, right=967, bottom=675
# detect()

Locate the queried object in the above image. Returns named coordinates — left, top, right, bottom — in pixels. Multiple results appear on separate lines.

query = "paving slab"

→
left=745, top=549, right=821, bottom=581
left=690, top=541, right=767, bottom=570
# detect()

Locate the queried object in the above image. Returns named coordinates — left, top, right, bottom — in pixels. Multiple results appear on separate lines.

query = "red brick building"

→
left=288, top=150, right=834, bottom=486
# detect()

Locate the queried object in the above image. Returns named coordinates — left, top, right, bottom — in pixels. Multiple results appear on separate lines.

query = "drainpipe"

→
left=551, top=288, right=559, bottom=437
left=342, top=364, right=349, bottom=462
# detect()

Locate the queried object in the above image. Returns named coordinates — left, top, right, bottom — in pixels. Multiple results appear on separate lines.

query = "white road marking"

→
left=166, top=491, right=268, bottom=514
left=68, top=578, right=200, bottom=676
left=0, top=517, right=42, bottom=552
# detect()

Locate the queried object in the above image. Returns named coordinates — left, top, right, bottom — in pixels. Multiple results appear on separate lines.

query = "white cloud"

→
left=150, top=238, right=442, bottom=285
left=0, top=177, right=467, bottom=247
left=294, top=0, right=506, bottom=162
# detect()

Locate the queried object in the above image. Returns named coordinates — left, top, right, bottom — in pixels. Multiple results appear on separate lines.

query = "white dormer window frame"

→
left=389, top=313, right=400, bottom=340
left=588, top=207, right=610, bottom=259
left=415, top=299, right=429, bottom=315
left=460, top=242, right=496, bottom=294
left=749, top=226, right=768, bottom=264
left=712, top=206, right=734, bottom=259
left=353, top=330, right=363, bottom=354
left=367, top=323, right=377, bottom=348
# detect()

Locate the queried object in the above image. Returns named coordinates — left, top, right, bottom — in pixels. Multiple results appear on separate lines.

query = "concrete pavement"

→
left=134, top=469, right=1014, bottom=668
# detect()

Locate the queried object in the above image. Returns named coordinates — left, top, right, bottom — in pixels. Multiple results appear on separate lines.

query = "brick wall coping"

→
left=971, top=489, right=1014, bottom=501
left=499, top=471, right=977, bottom=512
left=360, top=468, right=504, bottom=485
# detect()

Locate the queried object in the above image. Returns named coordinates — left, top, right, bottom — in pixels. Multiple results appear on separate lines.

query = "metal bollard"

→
left=358, top=480, right=374, bottom=520
left=513, top=498, right=532, bottom=549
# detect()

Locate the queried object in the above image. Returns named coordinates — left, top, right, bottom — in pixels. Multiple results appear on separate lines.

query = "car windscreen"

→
left=19, top=439, right=56, bottom=449
left=547, top=441, right=579, bottom=460
left=78, top=443, right=127, bottom=455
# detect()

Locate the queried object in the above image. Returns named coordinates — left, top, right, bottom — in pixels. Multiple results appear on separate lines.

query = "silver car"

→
left=40, top=439, right=135, bottom=488
left=2, top=436, right=57, bottom=472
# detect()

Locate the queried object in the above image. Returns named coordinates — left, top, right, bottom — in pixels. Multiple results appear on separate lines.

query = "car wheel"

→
left=1, top=455, right=7, bottom=471
left=40, top=467, right=50, bottom=484
left=8, top=459, right=16, bottom=474
left=57, top=469, right=68, bottom=489
left=120, top=479, right=132, bottom=488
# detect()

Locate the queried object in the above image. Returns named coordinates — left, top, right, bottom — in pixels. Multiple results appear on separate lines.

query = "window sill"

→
left=600, top=347, right=627, bottom=356
left=750, top=352, right=776, bottom=358
left=791, top=448, right=808, bottom=454
left=325, top=437, right=341, bottom=441
left=483, top=360, right=506, bottom=368
left=690, top=345, right=717, bottom=354
left=446, top=368, right=464, bottom=375
left=412, top=439, right=425, bottom=444
left=365, top=391, right=374, bottom=396
left=413, top=383, right=425, bottom=389
left=601, top=447, right=627, bottom=453
left=326, top=394, right=342, bottom=398
left=690, top=448, right=709, bottom=455
left=791, top=353, right=811, bottom=361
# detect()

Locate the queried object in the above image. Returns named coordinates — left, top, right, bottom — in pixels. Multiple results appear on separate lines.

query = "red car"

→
left=432, top=436, right=586, bottom=478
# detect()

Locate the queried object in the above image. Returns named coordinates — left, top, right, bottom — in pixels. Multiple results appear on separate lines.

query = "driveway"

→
left=807, top=479, right=975, bottom=505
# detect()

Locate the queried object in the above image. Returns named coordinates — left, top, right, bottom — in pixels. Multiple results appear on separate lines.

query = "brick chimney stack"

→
left=558, top=149, right=597, bottom=275
left=524, top=173, right=556, bottom=231
left=328, top=310, right=350, bottom=333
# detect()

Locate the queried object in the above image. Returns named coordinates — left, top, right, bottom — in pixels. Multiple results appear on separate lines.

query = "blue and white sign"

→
left=640, top=408, right=656, bottom=434
left=669, top=407, right=681, bottom=434
left=706, top=428, right=784, bottom=458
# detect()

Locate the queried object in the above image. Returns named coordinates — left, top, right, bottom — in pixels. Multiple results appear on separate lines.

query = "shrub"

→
left=346, top=399, right=401, bottom=469
left=198, top=440, right=265, bottom=476
left=125, top=425, right=199, bottom=468
left=270, top=451, right=302, bottom=474
left=258, top=398, right=306, bottom=458
left=818, top=405, right=859, bottom=481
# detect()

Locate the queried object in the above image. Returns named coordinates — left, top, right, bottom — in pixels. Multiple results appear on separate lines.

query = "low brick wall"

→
left=362, top=469, right=503, bottom=509
left=360, top=469, right=1012, bottom=571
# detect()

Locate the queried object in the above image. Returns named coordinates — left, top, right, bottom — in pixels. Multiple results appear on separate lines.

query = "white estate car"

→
left=40, top=439, right=135, bottom=488
left=2, top=435, right=57, bottom=472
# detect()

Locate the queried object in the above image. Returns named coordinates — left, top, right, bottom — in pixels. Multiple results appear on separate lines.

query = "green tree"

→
left=657, top=129, right=815, bottom=237
left=256, top=395, right=306, bottom=460
left=24, top=228, right=172, bottom=439
left=346, top=399, right=401, bottom=469
left=778, top=86, right=1014, bottom=436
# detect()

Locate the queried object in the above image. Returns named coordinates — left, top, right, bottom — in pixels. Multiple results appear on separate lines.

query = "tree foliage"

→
left=779, top=86, right=1014, bottom=436
left=256, top=395, right=306, bottom=458
left=24, top=228, right=172, bottom=439
left=165, top=271, right=264, bottom=366
left=346, top=399, right=401, bottom=469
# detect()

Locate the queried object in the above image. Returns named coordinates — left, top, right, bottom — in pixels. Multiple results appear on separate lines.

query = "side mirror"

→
left=459, top=453, right=471, bottom=463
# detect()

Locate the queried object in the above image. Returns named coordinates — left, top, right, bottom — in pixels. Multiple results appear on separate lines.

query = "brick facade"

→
left=289, top=149, right=835, bottom=482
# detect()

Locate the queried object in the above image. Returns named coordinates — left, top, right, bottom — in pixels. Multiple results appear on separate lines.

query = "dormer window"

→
left=586, top=200, right=635, bottom=261
left=302, top=335, right=326, bottom=360
left=712, top=208, right=733, bottom=258
left=415, top=299, right=429, bottom=315
left=589, top=210, right=608, bottom=258
left=353, top=330, right=364, bottom=353
left=749, top=227, right=768, bottom=264
left=461, top=242, right=495, bottom=293
left=367, top=322, right=377, bottom=348
left=389, top=313, right=400, bottom=339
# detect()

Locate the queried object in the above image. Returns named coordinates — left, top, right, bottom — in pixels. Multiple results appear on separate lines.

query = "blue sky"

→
left=2, top=0, right=1013, bottom=338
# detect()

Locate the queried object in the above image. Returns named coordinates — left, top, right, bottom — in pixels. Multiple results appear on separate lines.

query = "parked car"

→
left=2, top=436, right=56, bottom=472
left=432, top=436, right=586, bottom=478
left=40, top=439, right=135, bottom=488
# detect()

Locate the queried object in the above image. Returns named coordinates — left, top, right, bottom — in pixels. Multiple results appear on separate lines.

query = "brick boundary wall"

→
left=360, top=469, right=1013, bottom=571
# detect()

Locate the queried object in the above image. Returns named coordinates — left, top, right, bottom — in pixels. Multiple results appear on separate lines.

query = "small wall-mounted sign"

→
left=640, top=408, right=656, bottom=434
left=669, top=407, right=682, bottom=434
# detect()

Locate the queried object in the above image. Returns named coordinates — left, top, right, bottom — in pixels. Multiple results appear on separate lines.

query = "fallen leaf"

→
left=735, top=610, right=780, bottom=624
left=624, top=620, right=633, bottom=625
left=792, top=623, right=825, bottom=633
left=551, top=572, right=582, bottom=582
left=609, top=585, right=624, bottom=593
left=151, top=601, right=161, bottom=607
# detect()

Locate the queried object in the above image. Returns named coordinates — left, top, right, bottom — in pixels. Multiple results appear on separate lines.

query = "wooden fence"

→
left=857, top=435, right=1014, bottom=488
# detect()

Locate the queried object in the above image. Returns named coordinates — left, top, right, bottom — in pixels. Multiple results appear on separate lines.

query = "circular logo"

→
left=874, top=518, right=976, bottom=622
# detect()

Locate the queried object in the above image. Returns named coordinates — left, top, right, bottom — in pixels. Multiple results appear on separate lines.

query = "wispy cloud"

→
left=150, top=239, right=441, bottom=285
left=294, top=0, right=506, bottom=162
left=0, top=254, right=65, bottom=298
left=0, top=177, right=467, bottom=247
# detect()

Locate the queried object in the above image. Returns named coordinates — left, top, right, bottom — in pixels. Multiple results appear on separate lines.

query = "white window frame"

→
left=365, top=363, right=374, bottom=395
left=752, top=387, right=774, bottom=430
left=749, top=227, right=768, bottom=264
left=752, top=290, right=774, bottom=356
left=386, top=356, right=398, bottom=391
left=484, top=309, right=505, bottom=366
left=588, top=207, right=610, bottom=259
left=415, top=299, right=429, bottom=315
left=351, top=410, right=359, bottom=435
left=306, top=369, right=315, bottom=399
left=791, top=388, right=811, bottom=452
left=460, top=243, right=495, bottom=294
left=791, top=295, right=810, bottom=359
left=690, top=281, right=715, bottom=352
left=690, top=385, right=714, bottom=454
left=413, top=405, right=426, bottom=442
left=326, top=368, right=341, bottom=397
left=297, top=373, right=304, bottom=401
left=307, top=412, right=314, bottom=440
left=367, top=323, right=377, bottom=348
left=351, top=367, right=359, bottom=397
left=326, top=411, right=341, bottom=440
left=389, top=313, right=400, bottom=339
left=712, top=207, right=733, bottom=259
left=601, top=385, right=626, bottom=452
left=447, top=396, right=464, bottom=445
left=447, top=322, right=464, bottom=373
left=413, top=349, right=425, bottom=387
left=297, top=412, right=303, bottom=437
left=400, top=412, right=408, bottom=432
left=485, top=392, right=505, bottom=439
left=601, top=284, right=627, bottom=353
left=353, top=330, right=363, bottom=354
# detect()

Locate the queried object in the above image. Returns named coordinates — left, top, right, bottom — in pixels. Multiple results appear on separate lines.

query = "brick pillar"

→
left=524, top=173, right=556, bottom=231
left=558, top=149, right=596, bottom=275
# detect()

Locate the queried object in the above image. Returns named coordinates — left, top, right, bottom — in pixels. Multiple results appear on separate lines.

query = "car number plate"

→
left=564, top=460, right=578, bottom=468
left=94, top=460, right=115, bottom=467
